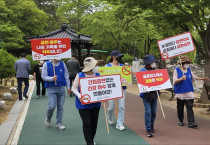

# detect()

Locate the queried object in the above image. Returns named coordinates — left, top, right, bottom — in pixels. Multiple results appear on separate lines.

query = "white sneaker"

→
left=56, top=123, right=65, bottom=130
left=107, top=119, right=114, bottom=125
left=45, top=118, right=51, bottom=126
left=116, top=125, right=125, bottom=131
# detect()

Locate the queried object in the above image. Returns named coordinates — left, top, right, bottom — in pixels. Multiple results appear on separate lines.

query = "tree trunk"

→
left=200, top=58, right=210, bottom=103
left=200, top=25, right=210, bottom=103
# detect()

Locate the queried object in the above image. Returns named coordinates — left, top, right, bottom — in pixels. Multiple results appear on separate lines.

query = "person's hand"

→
left=181, top=75, right=186, bottom=80
left=33, top=76, right=36, bottom=81
left=67, top=89, right=71, bottom=94
left=53, top=75, right=57, bottom=81
left=203, top=77, right=209, bottom=82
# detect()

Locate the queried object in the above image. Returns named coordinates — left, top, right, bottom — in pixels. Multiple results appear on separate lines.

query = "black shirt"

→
left=33, top=64, right=43, bottom=79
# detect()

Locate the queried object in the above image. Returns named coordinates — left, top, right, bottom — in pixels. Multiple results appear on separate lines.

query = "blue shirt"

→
left=174, top=67, right=194, bottom=94
left=42, top=60, right=70, bottom=89
left=14, top=58, right=31, bottom=78
left=75, top=72, right=101, bottom=109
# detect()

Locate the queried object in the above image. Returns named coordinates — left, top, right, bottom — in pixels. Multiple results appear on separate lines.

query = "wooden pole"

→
left=103, top=102, right=109, bottom=134
left=156, top=91, right=165, bottom=118
left=179, top=55, right=184, bottom=75
left=52, top=60, right=57, bottom=85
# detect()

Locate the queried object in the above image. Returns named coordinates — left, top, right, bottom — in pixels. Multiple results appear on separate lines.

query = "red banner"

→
left=31, top=38, right=71, bottom=60
left=135, top=69, right=172, bottom=92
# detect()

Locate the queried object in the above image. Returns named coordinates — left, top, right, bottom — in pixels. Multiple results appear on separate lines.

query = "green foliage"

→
left=106, top=56, right=111, bottom=63
left=8, top=0, right=49, bottom=36
left=25, top=55, right=39, bottom=74
left=0, top=49, right=16, bottom=79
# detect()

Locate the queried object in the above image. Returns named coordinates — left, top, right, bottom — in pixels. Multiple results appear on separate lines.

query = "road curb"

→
left=0, top=81, right=35, bottom=145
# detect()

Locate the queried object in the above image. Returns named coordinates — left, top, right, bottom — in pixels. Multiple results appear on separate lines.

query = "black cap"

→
left=111, top=50, right=124, bottom=57
left=143, top=55, right=158, bottom=65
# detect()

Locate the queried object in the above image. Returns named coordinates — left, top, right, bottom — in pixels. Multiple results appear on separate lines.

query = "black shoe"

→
left=151, top=128, right=155, bottom=133
left=146, top=130, right=153, bottom=137
left=179, top=121, right=184, bottom=126
left=188, top=122, right=198, bottom=128
left=23, top=94, right=28, bottom=99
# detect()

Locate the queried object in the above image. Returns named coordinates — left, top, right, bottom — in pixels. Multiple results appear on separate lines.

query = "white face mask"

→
left=40, top=61, right=44, bottom=64
left=183, top=64, right=190, bottom=69
left=92, top=67, right=98, bottom=73
left=151, top=63, right=156, bottom=68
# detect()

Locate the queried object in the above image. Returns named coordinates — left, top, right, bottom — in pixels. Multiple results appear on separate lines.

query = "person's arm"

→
left=63, top=63, right=70, bottom=90
left=173, top=69, right=186, bottom=85
left=192, top=72, right=209, bottom=81
left=14, top=61, right=17, bottom=71
left=41, top=62, right=54, bottom=82
left=28, top=61, right=31, bottom=71
left=33, top=72, right=36, bottom=80
left=77, top=61, right=81, bottom=72
left=72, top=74, right=81, bottom=99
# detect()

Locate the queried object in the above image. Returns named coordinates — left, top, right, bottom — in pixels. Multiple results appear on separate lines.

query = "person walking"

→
left=66, top=54, right=80, bottom=97
left=14, top=53, right=31, bottom=101
left=33, top=60, right=46, bottom=99
left=173, top=55, right=209, bottom=128
left=72, top=57, right=100, bottom=145
left=139, top=54, right=159, bottom=137
left=42, top=59, right=70, bottom=130
left=106, top=50, right=127, bottom=131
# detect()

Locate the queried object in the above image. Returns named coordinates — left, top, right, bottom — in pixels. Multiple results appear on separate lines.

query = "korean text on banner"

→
left=31, top=38, right=71, bottom=60
left=79, top=74, right=123, bottom=104
left=157, top=32, right=195, bottom=60
left=135, top=69, right=172, bottom=93
left=98, top=66, right=132, bottom=86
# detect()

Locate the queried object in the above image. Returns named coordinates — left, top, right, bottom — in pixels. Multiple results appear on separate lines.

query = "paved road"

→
left=17, top=88, right=148, bottom=145
left=125, top=92, right=210, bottom=145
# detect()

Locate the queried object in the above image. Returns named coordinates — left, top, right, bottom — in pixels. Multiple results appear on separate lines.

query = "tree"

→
left=0, top=0, right=25, bottom=52
left=7, top=0, right=49, bottom=37
left=121, top=0, right=210, bottom=102
left=0, top=49, right=16, bottom=81
left=81, top=3, right=158, bottom=53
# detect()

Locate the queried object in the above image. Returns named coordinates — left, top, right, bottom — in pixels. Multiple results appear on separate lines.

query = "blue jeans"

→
left=17, top=78, right=29, bottom=100
left=107, top=89, right=126, bottom=126
left=143, top=97, right=157, bottom=131
left=46, top=86, right=65, bottom=124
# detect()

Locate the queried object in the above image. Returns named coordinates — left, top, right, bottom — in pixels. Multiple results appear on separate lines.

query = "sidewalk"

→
left=3, top=84, right=210, bottom=145
left=14, top=87, right=148, bottom=145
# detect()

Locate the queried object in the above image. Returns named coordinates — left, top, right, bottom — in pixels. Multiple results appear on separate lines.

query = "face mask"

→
left=151, top=63, right=156, bottom=68
left=116, top=57, right=123, bottom=64
left=183, top=64, right=190, bottom=69
left=40, top=61, right=44, bottom=64
left=92, top=67, right=98, bottom=73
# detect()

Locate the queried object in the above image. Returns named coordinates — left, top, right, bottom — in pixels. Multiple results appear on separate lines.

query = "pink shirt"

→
left=173, top=68, right=198, bottom=100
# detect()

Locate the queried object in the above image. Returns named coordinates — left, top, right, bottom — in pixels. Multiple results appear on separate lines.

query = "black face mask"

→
left=116, top=57, right=123, bottom=64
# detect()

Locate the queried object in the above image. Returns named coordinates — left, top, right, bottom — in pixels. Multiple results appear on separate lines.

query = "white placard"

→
left=158, top=32, right=195, bottom=60
left=79, top=74, right=123, bottom=104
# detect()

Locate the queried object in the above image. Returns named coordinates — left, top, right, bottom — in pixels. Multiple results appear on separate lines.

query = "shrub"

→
left=0, top=49, right=16, bottom=79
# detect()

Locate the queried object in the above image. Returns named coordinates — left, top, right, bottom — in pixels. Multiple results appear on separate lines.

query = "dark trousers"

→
left=79, top=108, right=100, bottom=145
left=17, top=78, right=29, bottom=100
left=36, top=77, right=46, bottom=96
left=177, top=98, right=195, bottom=123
